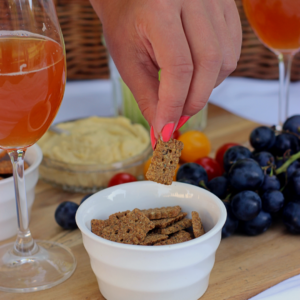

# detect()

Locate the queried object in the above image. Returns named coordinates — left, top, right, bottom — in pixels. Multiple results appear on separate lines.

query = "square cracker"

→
left=146, top=138, right=183, bottom=185
left=154, top=230, right=192, bottom=246
left=158, top=218, right=192, bottom=235
left=109, top=210, right=130, bottom=224
left=140, top=233, right=169, bottom=245
left=101, top=209, right=155, bottom=244
left=0, top=160, right=29, bottom=174
left=91, top=219, right=110, bottom=236
left=141, top=206, right=181, bottom=220
left=192, top=211, right=205, bottom=238
left=152, top=213, right=187, bottom=229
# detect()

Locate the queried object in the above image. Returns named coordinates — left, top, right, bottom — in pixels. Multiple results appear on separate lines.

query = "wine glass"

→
left=0, top=0, right=76, bottom=292
left=243, top=0, right=300, bottom=127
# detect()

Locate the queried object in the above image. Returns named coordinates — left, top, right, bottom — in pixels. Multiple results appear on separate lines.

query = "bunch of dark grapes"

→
left=177, top=115, right=300, bottom=238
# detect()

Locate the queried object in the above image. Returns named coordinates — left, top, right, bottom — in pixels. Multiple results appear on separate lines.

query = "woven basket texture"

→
left=54, top=0, right=109, bottom=80
left=54, top=0, right=300, bottom=81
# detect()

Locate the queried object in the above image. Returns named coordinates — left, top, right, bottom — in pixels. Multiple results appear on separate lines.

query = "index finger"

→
left=148, top=13, right=193, bottom=141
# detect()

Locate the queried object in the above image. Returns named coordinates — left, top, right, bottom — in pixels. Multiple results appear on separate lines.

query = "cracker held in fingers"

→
left=141, top=206, right=181, bottom=220
left=192, top=211, right=205, bottom=238
left=146, top=138, right=183, bottom=185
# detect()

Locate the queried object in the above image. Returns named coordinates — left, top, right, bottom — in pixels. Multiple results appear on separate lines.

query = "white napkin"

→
left=210, top=77, right=300, bottom=125
left=53, top=79, right=114, bottom=124
left=249, top=274, right=300, bottom=300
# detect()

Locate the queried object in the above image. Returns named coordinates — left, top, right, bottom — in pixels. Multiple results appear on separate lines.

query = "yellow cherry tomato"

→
left=178, top=130, right=211, bottom=163
left=143, top=156, right=152, bottom=179
left=143, top=156, right=180, bottom=181
left=173, top=164, right=180, bottom=180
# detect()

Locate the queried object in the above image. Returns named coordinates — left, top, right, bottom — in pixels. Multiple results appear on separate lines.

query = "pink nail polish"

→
left=150, top=126, right=157, bottom=150
left=175, top=115, right=190, bottom=131
left=161, top=123, right=175, bottom=142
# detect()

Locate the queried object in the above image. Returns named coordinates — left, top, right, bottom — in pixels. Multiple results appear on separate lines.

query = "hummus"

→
left=38, top=116, right=150, bottom=165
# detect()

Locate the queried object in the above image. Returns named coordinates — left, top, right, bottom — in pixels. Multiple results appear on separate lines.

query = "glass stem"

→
left=8, top=149, right=37, bottom=255
left=278, top=52, right=293, bottom=127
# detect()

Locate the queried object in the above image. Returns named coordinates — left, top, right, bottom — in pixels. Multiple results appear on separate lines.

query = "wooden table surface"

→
left=1, top=104, right=300, bottom=300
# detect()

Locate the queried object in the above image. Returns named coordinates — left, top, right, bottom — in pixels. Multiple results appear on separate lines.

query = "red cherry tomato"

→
left=215, top=143, right=240, bottom=172
left=172, top=130, right=181, bottom=140
left=108, top=173, right=137, bottom=187
left=195, top=157, right=223, bottom=181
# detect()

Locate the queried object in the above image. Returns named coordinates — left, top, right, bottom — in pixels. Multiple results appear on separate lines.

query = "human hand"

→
left=90, top=0, right=242, bottom=148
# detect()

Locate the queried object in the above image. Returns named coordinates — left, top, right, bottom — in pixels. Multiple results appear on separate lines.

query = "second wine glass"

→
left=243, top=0, right=300, bottom=127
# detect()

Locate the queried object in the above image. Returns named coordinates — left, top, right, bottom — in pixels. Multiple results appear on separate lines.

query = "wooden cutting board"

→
left=1, top=104, right=299, bottom=300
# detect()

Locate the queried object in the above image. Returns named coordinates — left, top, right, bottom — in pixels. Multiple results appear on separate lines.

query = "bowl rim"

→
left=76, top=181, right=227, bottom=251
left=0, top=144, right=43, bottom=185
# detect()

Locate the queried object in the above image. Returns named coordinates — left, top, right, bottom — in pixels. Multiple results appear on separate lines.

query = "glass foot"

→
left=0, top=240, right=76, bottom=293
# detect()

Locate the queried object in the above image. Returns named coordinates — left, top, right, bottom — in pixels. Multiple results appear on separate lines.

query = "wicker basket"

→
left=54, top=0, right=300, bottom=81
left=54, top=0, right=109, bottom=80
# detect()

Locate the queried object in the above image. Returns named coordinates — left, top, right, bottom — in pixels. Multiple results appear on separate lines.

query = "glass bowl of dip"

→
left=38, top=116, right=152, bottom=193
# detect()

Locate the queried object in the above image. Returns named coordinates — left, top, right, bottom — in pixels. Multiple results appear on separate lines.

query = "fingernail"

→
left=150, top=126, right=157, bottom=150
left=175, top=115, right=190, bottom=131
left=161, top=122, right=175, bottom=142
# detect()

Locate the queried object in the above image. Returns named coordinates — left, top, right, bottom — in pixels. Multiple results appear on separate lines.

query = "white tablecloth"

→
left=250, top=274, right=300, bottom=300
left=53, top=77, right=300, bottom=299
left=210, top=77, right=300, bottom=125
left=54, top=77, right=300, bottom=126
left=53, top=79, right=114, bottom=124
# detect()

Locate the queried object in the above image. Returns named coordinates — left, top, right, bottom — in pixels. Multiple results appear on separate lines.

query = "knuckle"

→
left=159, top=100, right=183, bottom=116
left=220, top=58, right=237, bottom=75
left=199, top=51, right=223, bottom=72
left=187, top=101, right=207, bottom=113
left=137, top=98, right=151, bottom=116
left=165, top=61, right=194, bottom=78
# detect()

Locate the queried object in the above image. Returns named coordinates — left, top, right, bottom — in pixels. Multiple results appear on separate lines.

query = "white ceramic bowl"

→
left=0, top=144, right=43, bottom=241
left=76, top=181, right=227, bottom=300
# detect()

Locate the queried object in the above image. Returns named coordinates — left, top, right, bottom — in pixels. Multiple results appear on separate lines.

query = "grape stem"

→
left=199, top=180, right=207, bottom=190
left=276, top=151, right=300, bottom=174
left=224, top=193, right=232, bottom=201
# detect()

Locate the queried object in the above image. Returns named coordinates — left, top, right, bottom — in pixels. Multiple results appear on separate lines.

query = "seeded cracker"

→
left=0, top=151, right=6, bottom=160
left=192, top=211, right=205, bottom=238
left=152, top=213, right=187, bottom=229
left=141, top=206, right=181, bottom=220
left=0, top=161, right=13, bottom=174
left=146, top=138, right=183, bottom=185
left=109, top=210, right=130, bottom=223
left=154, top=230, right=192, bottom=246
left=158, top=218, right=192, bottom=235
left=101, top=209, right=155, bottom=244
left=91, top=219, right=110, bottom=236
left=140, top=233, right=169, bottom=245
left=0, top=160, right=29, bottom=174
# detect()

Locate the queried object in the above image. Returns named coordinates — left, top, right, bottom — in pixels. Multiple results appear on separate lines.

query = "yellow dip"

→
left=38, top=116, right=150, bottom=165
